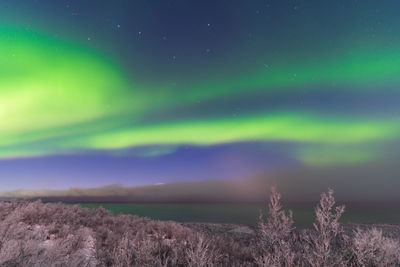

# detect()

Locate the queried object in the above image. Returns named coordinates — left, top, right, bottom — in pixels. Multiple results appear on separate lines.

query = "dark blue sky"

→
left=0, top=0, right=400, bottom=190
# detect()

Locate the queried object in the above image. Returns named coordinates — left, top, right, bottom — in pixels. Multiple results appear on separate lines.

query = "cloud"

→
left=1, top=159, right=399, bottom=203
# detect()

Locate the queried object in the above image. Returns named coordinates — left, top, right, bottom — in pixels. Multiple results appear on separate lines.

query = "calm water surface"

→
left=78, top=203, right=400, bottom=227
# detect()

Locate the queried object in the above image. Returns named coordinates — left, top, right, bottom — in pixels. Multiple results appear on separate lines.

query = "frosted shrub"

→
left=254, top=186, right=295, bottom=267
left=185, top=234, right=222, bottom=267
left=112, top=231, right=161, bottom=266
left=352, top=227, right=400, bottom=266
left=305, top=189, right=348, bottom=267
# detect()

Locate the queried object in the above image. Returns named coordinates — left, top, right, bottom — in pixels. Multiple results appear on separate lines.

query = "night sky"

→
left=1, top=1, right=400, bottom=191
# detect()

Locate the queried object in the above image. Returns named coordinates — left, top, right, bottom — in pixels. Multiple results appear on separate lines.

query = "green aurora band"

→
left=76, top=113, right=399, bottom=148
left=183, top=46, right=400, bottom=103
left=1, top=25, right=133, bottom=136
left=1, top=24, right=400, bottom=165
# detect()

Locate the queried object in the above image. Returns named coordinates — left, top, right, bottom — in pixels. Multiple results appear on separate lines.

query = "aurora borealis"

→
left=1, top=0, right=400, bottom=191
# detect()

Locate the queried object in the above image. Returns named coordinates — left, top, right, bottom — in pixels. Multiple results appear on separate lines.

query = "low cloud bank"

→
left=1, top=160, right=399, bottom=204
